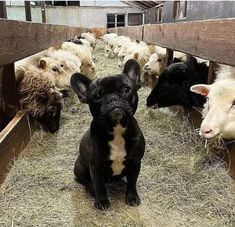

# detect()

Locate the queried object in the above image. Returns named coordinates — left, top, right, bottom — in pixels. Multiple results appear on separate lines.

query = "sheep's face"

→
left=32, top=89, right=63, bottom=133
left=39, top=58, right=73, bottom=90
left=143, top=53, right=166, bottom=76
left=191, top=80, right=235, bottom=139
left=105, top=45, right=114, bottom=58
left=80, top=60, right=96, bottom=80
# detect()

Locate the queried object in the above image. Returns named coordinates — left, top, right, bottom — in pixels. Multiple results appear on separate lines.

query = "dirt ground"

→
left=1, top=40, right=235, bottom=227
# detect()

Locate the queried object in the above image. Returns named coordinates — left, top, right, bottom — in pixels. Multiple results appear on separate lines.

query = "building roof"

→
left=122, top=1, right=164, bottom=10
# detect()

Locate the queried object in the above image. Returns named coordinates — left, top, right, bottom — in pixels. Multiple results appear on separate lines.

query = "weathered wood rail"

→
left=0, top=18, right=88, bottom=183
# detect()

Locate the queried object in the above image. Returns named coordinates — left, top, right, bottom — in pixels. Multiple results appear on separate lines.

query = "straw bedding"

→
left=1, top=40, right=235, bottom=227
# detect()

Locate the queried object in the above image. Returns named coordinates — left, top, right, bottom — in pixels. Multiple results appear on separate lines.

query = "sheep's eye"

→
left=123, top=86, right=131, bottom=94
left=232, top=100, right=235, bottom=106
left=52, top=67, right=58, bottom=72
left=60, top=64, right=64, bottom=68
left=157, top=59, right=162, bottom=62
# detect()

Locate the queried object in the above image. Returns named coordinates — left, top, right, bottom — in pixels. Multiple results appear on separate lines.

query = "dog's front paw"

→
left=125, top=194, right=140, bottom=207
left=94, top=199, right=110, bottom=210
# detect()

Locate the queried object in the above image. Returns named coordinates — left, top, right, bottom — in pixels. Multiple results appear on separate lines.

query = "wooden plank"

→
left=118, top=25, right=143, bottom=41
left=0, top=19, right=89, bottom=65
left=41, top=1, right=46, bottom=23
left=0, top=110, right=35, bottom=184
left=143, top=19, right=235, bottom=66
left=0, top=63, right=19, bottom=131
left=166, top=48, right=174, bottom=65
left=0, top=1, right=7, bottom=18
left=24, top=1, right=32, bottom=22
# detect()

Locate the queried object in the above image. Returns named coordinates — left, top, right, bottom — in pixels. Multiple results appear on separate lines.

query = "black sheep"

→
left=146, top=55, right=208, bottom=108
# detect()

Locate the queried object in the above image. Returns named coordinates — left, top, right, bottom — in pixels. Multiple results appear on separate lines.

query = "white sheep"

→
left=102, top=33, right=118, bottom=44
left=61, top=41, right=95, bottom=80
left=190, top=65, right=235, bottom=139
left=81, top=32, right=96, bottom=48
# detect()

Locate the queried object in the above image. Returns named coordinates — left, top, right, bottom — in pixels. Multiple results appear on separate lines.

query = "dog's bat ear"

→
left=123, top=59, right=141, bottom=90
left=70, top=73, right=91, bottom=103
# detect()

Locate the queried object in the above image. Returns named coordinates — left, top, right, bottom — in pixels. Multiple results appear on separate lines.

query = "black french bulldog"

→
left=71, top=59, right=145, bottom=210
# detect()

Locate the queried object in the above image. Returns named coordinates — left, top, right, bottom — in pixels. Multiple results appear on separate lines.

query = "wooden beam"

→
left=41, top=1, right=46, bottom=23
left=24, top=1, right=32, bottom=22
left=0, top=19, right=89, bottom=65
left=0, top=110, right=35, bottom=184
left=143, top=19, right=235, bottom=66
left=166, top=48, right=173, bottom=65
left=0, top=63, right=19, bottom=131
left=0, top=1, right=7, bottom=18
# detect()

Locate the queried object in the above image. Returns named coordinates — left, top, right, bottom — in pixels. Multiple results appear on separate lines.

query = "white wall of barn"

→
left=6, top=5, right=143, bottom=28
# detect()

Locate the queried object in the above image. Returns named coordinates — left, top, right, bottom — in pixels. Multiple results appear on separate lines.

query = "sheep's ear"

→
left=70, top=73, right=91, bottom=103
left=133, top=52, right=139, bottom=60
left=190, top=84, right=211, bottom=96
left=39, top=58, right=48, bottom=69
left=123, top=59, right=141, bottom=90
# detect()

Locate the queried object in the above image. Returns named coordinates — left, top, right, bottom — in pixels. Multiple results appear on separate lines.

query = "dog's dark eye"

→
left=93, top=94, right=101, bottom=103
left=123, top=86, right=131, bottom=94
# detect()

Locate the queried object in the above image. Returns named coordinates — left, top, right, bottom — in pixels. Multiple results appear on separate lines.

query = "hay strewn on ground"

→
left=1, top=40, right=235, bottom=227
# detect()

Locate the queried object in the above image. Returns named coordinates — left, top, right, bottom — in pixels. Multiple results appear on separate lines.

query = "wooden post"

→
left=0, top=64, right=19, bottom=131
left=0, top=1, right=7, bottom=19
left=41, top=1, right=46, bottom=23
left=166, top=48, right=174, bottom=66
left=24, top=1, right=32, bottom=21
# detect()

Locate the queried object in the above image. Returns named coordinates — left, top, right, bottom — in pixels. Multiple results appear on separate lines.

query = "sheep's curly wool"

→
left=18, top=66, right=63, bottom=118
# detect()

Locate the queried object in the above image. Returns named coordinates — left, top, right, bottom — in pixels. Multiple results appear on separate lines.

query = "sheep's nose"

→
left=199, top=126, right=217, bottom=139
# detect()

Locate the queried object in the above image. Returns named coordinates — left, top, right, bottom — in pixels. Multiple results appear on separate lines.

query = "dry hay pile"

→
left=1, top=40, right=235, bottom=227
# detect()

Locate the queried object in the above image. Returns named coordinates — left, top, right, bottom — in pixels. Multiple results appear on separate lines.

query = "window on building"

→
left=173, top=0, right=187, bottom=20
left=128, top=13, right=142, bottom=26
left=68, top=1, right=80, bottom=6
left=54, top=1, right=67, bottom=6
left=107, top=14, right=116, bottom=28
left=107, top=14, right=125, bottom=28
left=34, top=1, right=80, bottom=7
left=117, top=15, right=125, bottom=27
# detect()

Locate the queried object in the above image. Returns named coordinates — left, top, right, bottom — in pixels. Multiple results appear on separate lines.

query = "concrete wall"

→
left=6, top=5, right=142, bottom=28
left=162, top=1, right=235, bottom=23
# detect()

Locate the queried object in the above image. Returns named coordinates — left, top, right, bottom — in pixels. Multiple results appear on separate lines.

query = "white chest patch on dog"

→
left=109, top=124, right=126, bottom=176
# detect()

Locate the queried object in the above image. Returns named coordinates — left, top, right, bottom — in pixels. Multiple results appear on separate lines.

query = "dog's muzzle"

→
left=109, top=108, right=126, bottom=121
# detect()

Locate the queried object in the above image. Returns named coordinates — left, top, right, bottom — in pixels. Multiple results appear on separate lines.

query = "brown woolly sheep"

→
left=17, top=65, right=63, bottom=133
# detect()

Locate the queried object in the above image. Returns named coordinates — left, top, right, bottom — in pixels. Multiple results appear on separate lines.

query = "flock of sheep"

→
left=14, top=31, right=235, bottom=141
